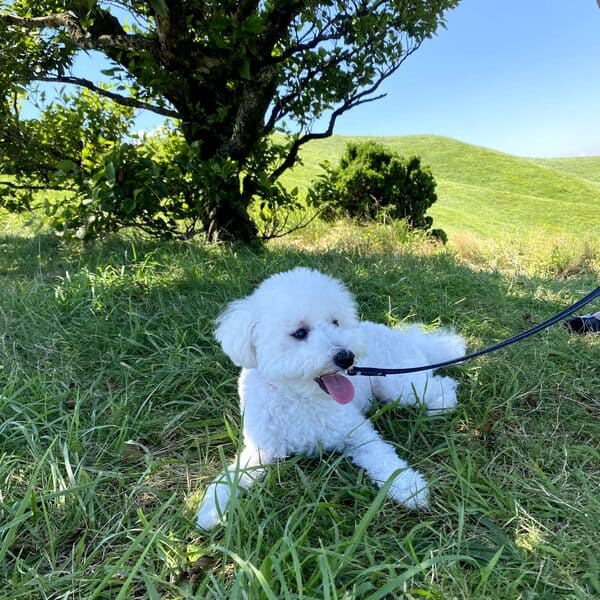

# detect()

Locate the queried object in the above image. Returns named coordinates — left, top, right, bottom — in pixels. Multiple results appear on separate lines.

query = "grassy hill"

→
left=281, top=135, right=600, bottom=242
left=532, top=155, right=600, bottom=187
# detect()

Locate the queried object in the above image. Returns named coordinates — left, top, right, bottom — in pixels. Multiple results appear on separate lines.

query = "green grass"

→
left=532, top=156, right=600, bottom=187
left=281, top=135, right=600, bottom=242
left=1, top=136, right=600, bottom=598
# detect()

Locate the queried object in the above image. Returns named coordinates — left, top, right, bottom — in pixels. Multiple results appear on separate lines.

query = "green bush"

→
left=48, top=133, right=302, bottom=241
left=48, top=134, right=231, bottom=240
left=1, top=90, right=300, bottom=241
left=309, top=141, right=442, bottom=236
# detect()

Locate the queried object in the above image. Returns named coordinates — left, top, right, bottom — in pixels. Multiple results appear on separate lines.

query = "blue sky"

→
left=330, top=0, right=600, bottom=157
left=24, top=0, right=600, bottom=158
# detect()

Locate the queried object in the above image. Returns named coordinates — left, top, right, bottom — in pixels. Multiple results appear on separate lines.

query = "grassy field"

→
left=532, top=156, right=600, bottom=187
left=281, top=135, right=600, bottom=242
left=1, top=136, right=600, bottom=598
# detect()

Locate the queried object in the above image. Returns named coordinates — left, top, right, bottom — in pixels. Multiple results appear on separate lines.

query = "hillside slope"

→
left=531, top=156, right=600, bottom=187
left=281, top=135, right=600, bottom=241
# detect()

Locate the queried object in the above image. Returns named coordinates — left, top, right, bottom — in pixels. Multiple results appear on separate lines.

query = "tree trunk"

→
left=175, top=68, right=278, bottom=242
left=205, top=175, right=258, bottom=243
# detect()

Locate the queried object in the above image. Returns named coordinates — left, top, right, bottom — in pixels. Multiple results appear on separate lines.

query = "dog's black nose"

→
left=333, top=349, right=355, bottom=370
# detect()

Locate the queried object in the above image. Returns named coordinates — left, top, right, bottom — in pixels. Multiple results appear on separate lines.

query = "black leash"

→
left=347, top=286, right=600, bottom=377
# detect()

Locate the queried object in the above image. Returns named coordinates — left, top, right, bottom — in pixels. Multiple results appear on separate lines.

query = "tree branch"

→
left=270, top=93, right=386, bottom=181
left=270, top=0, right=389, bottom=65
left=259, top=0, right=305, bottom=56
left=0, top=10, right=153, bottom=54
left=270, top=10, right=349, bottom=64
left=37, top=75, right=179, bottom=118
left=269, top=41, right=422, bottom=181
left=259, top=205, right=324, bottom=240
left=0, top=12, right=79, bottom=31
left=0, top=179, right=69, bottom=192
left=264, top=52, right=351, bottom=134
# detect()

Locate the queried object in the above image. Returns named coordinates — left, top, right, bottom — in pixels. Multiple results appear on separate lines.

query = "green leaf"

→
left=149, top=0, right=169, bottom=17
left=239, top=58, right=251, bottom=80
left=242, top=15, right=265, bottom=35
left=57, top=159, right=77, bottom=173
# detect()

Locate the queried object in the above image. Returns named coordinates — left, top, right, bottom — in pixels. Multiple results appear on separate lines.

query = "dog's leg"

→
left=420, top=375, right=458, bottom=415
left=343, top=420, right=429, bottom=509
left=372, top=372, right=458, bottom=415
left=196, top=446, right=272, bottom=531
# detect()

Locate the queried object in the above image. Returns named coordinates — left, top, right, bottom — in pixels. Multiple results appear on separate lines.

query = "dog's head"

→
left=215, top=267, right=363, bottom=404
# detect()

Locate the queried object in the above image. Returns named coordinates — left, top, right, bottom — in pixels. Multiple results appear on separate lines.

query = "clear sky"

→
left=23, top=0, right=600, bottom=158
left=330, top=0, right=600, bottom=157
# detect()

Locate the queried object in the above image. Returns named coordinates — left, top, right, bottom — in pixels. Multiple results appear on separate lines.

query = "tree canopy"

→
left=0, top=0, right=460, bottom=241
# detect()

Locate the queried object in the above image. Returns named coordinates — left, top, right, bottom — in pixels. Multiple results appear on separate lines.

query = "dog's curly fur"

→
left=196, top=267, right=466, bottom=530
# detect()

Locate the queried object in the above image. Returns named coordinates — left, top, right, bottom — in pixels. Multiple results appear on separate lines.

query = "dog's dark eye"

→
left=291, top=328, right=308, bottom=340
left=332, top=319, right=339, bottom=327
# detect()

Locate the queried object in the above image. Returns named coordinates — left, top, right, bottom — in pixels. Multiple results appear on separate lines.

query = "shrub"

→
left=1, top=90, right=301, bottom=242
left=308, top=141, right=443, bottom=237
left=49, top=140, right=186, bottom=240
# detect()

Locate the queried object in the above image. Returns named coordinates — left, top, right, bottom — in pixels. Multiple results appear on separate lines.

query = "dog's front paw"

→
left=425, top=393, right=457, bottom=415
left=424, top=376, right=458, bottom=415
left=196, top=499, right=222, bottom=531
left=195, top=483, right=231, bottom=531
left=388, top=468, right=429, bottom=510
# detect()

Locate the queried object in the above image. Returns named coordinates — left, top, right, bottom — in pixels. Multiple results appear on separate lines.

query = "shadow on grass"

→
left=1, top=229, right=595, bottom=334
left=0, top=232, right=63, bottom=278
left=2, top=228, right=595, bottom=428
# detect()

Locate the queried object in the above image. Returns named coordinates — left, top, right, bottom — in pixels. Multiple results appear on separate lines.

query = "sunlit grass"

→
left=280, top=134, right=600, bottom=244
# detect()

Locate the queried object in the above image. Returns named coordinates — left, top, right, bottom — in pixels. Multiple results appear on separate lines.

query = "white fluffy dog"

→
left=196, top=267, right=466, bottom=530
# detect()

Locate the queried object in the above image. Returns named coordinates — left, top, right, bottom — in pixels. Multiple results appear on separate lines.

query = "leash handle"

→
left=347, top=286, right=600, bottom=377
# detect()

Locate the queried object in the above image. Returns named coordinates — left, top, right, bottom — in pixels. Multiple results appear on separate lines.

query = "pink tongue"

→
left=321, top=373, right=355, bottom=404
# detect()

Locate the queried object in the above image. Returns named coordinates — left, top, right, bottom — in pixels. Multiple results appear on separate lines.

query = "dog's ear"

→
left=215, top=298, right=257, bottom=368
